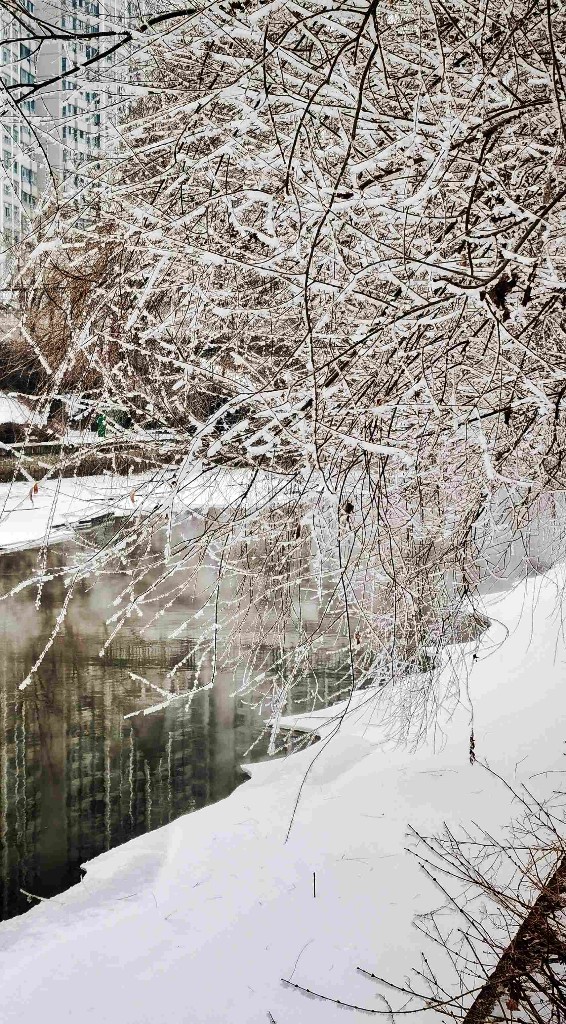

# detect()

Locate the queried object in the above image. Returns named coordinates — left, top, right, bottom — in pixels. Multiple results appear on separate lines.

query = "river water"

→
left=1, top=493, right=559, bottom=923
left=0, top=526, right=347, bottom=921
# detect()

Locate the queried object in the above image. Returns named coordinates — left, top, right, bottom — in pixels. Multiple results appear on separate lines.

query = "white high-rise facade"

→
left=0, top=1, right=40, bottom=266
left=0, top=0, right=131, bottom=273
left=34, top=0, right=131, bottom=195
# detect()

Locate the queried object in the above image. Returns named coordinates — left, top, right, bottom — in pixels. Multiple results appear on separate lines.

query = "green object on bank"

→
left=96, top=413, right=106, bottom=438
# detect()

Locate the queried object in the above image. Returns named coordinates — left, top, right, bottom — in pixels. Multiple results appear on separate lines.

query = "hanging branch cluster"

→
left=9, top=0, right=566, bottom=718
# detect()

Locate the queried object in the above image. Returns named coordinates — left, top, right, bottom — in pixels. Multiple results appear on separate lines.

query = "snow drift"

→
left=0, top=568, right=564, bottom=1023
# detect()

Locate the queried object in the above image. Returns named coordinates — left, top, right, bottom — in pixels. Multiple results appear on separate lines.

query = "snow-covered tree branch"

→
left=8, top=0, right=566, bottom=720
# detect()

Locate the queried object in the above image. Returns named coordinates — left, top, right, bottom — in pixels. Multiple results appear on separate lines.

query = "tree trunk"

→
left=463, top=855, right=566, bottom=1024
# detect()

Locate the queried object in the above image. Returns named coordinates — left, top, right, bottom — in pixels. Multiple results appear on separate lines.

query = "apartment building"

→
left=0, top=1, right=40, bottom=264
left=0, top=0, right=131, bottom=273
left=34, top=0, right=132, bottom=196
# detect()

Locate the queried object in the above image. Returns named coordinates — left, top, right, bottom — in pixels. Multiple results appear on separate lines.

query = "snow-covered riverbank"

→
left=0, top=568, right=563, bottom=1023
left=0, top=465, right=278, bottom=552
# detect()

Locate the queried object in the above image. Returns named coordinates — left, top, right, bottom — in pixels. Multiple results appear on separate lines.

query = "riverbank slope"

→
left=0, top=567, right=563, bottom=1022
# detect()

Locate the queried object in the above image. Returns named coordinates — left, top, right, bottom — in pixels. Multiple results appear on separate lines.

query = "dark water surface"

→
left=0, top=527, right=345, bottom=921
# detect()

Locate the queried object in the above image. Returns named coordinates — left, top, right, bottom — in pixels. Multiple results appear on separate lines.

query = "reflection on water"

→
left=0, top=530, right=347, bottom=921
left=2, top=497, right=559, bottom=923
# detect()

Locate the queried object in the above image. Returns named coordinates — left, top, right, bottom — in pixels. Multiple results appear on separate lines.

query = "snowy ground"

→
left=0, top=568, right=564, bottom=1022
left=0, top=474, right=141, bottom=551
left=0, top=465, right=271, bottom=551
left=0, top=393, right=33, bottom=425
